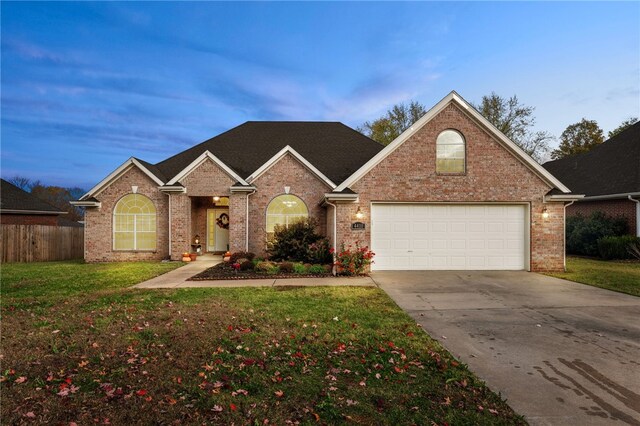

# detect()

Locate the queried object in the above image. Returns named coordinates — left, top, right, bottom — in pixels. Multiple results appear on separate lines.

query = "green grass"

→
left=546, top=256, right=640, bottom=297
left=1, top=261, right=524, bottom=425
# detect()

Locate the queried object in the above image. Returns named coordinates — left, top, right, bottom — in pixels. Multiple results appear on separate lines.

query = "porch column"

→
left=229, top=192, right=248, bottom=252
left=169, top=193, right=191, bottom=260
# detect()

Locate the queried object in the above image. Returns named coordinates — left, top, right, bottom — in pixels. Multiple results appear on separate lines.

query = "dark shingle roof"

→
left=543, top=122, right=640, bottom=197
left=154, top=122, right=384, bottom=185
left=0, top=179, right=65, bottom=213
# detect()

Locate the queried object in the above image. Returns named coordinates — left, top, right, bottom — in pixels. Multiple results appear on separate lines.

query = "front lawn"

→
left=1, top=261, right=523, bottom=425
left=546, top=256, right=640, bottom=297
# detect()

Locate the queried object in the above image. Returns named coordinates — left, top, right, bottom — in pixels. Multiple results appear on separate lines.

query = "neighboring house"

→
left=0, top=179, right=69, bottom=226
left=543, top=122, right=640, bottom=237
left=72, top=91, right=581, bottom=271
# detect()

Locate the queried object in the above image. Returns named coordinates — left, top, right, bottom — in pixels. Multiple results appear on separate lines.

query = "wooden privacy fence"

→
left=1, top=224, right=84, bottom=263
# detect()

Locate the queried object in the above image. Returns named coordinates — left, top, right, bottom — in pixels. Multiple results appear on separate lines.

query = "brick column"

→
left=170, top=193, right=191, bottom=260
left=229, top=193, right=248, bottom=252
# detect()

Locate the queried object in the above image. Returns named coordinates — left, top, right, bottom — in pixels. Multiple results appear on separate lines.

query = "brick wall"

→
left=0, top=214, right=59, bottom=226
left=84, top=166, right=169, bottom=262
left=247, top=154, right=332, bottom=256
left=569, top=199, right=637, bottom=235
left=338, top=103, right=566, bottom=272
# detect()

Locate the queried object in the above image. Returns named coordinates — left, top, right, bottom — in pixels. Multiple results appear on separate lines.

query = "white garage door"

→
left=371, top=204, right=527, bottom=270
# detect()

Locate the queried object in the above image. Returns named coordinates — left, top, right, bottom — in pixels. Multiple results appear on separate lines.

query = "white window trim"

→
left=265, top=194, right=309, bottom=234
left=436, top=129, right=466, bottom=174
left=112, top=194, right=157, bottom=251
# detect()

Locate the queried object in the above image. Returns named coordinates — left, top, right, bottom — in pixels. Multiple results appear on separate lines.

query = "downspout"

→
left=167, top=193, right=172, bottom=259
left=246, top=190, right=256, bottom=251
left=563, top=200, right=576, bottom=271
left=629, top=195, right=640, bottom=237
left=324, top=200, right=338, bottom=275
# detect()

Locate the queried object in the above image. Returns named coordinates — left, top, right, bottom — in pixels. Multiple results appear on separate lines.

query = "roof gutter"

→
left=324, top=193, right=359, bottom=203
left=576, top=192, right=640, bottom=201
left=543, top=194, right=585, bottom=202
left=629, top=196, right=640, bottom=237
left=70, top=200, right=101, bottom=208
left=0, top=209, right=68, bottom=215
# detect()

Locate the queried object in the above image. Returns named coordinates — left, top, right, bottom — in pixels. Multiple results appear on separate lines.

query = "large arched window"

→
left=266, top=194, right=308, bottom=238
left=436, top=129, right=466, bottom=173
left=113, top=194, right=156, bottom=250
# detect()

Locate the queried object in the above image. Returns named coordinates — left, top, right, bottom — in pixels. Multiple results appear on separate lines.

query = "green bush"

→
left=268, top=218, right=332, bottom=264
left=308, top=264, right=327, bottom=274
left=597, top=235, right=640, bottom=260
left=255, top=261, right=276, bottom=273
left=566, top=212, right=627, bottom=256
left=293, top=263, right=307, bottom=274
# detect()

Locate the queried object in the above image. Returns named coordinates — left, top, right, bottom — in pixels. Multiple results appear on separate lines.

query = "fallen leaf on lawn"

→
left=489, top=408, right=499, bottom=415
left=136, top=389, right=147, bottom=396
left=52, top=330, right=61, bottom=334
left=14, top=376, right=27, bottom=384
left=212, top=405, right=223, bottom=412
left=359, top=381, right=366, bottom=386
left=332, top=317, right=339, bottom=321
left=24, top=412, right=36, bottom=418
left=78, top=360, right=89, bottom=368
left=230, top=403, right=237, bottom=411
left=274, top=390, right=284, bottom=398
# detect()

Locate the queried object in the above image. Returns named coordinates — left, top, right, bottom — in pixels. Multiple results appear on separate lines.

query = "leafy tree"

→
left=608, top=117, right=638, bottom=139
left=551, top=118, right=604, bottom=159
left=473, top=92, right=553, bottom=163
left=358, top=101, right=427, bottom=146
left=30, top=184, right=85, bottom=221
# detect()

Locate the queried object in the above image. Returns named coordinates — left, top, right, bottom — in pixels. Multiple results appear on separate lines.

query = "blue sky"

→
left=2, top=1, right=639, bottom=189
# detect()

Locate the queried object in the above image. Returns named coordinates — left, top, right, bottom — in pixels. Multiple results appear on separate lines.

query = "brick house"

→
left=72, top=92, right=580, bottom=271
left=0, top=179, right=69, bottom=226
left=543, top=122, right=639, bottom=237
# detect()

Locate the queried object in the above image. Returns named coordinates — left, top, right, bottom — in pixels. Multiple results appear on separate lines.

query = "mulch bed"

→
left=189, top=263, right=334, bottom=281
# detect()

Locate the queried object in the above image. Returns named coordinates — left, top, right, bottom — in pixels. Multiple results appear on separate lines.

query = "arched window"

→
left=266, top=194, right=308, bottom=238
left=436, top=129, right=466, bottom=173
left=113, top=194, right=156, bottom=250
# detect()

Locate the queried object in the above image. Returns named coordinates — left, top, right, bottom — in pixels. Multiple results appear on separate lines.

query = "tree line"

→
left=358, top=93, right=637, bottom=163
left=6, top=177, right=85, bottom=222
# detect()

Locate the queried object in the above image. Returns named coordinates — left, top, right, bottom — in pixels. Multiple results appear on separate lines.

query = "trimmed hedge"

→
left=597, top=235, right=640, bottom=260
left=566, top=212, right=627, bottom=256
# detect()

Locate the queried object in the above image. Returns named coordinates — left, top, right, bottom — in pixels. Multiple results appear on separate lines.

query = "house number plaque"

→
left=351, top=222, right=366, bottom=230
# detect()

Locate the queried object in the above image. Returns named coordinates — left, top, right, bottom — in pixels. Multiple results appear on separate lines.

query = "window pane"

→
left=113, top=193, right=156, bottom=250
left=436, top=130, right=465, bottom=173
left=266, top=195, right=309, bottom=233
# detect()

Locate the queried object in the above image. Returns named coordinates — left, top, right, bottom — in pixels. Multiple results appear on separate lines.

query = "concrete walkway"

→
left=373, top=271, right=640, bottom=426
left=133, top=255, right=375, bottom=288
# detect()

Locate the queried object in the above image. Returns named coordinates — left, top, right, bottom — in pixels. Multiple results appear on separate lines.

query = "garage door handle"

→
left=407, top=250, right=413, bottom=253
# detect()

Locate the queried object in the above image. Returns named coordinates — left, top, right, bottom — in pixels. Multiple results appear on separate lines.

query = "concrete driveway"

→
left=373, top=271, right=640, bottom=426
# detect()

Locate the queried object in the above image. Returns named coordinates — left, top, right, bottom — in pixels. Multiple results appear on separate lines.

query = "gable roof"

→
left=154, top=121, right=384, bottom=186
left=0, top=179, right=66, bottom=214
left=335, top=91, right=572, bottom=193
left=543, top=122, right=640, bottom=197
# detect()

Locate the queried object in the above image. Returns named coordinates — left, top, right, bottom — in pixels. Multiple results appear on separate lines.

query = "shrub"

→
left=279, top=261, right=294, bottom=273
left=335, top=241, right=375, bottom=275
left=307, top=238, right=334, bottom=264
left=566, top=212, right=627, bottom=256
left=597, top=235, right=640, bottom=260
left=268, top=218, right=326, bottom=263
left=309, top=264, right=326, bottom=274
left=255, top=261, right=276, bottom=273
left=293, top=263, right=307, bottom=274
left=230, top=251, right=255, bottom=264
left=240, top=260, right=254, bottom=271
left=267, top=265, right=280, bottom=275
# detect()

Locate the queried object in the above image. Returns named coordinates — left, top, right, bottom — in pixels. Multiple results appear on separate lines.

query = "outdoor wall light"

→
left=213, top=196, right=220, bottom=202
left=194, top=235, right=200, bottom=244
left=355, top=207, right=365, bottom=220
left=542, top=207, right=549, bottom=219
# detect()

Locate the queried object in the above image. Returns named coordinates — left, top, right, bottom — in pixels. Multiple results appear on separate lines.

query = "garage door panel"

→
left=371, top=204, right=526, bottom=271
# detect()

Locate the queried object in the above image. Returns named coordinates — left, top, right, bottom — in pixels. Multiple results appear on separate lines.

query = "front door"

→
left=207, top=209, right=229, bottom=252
